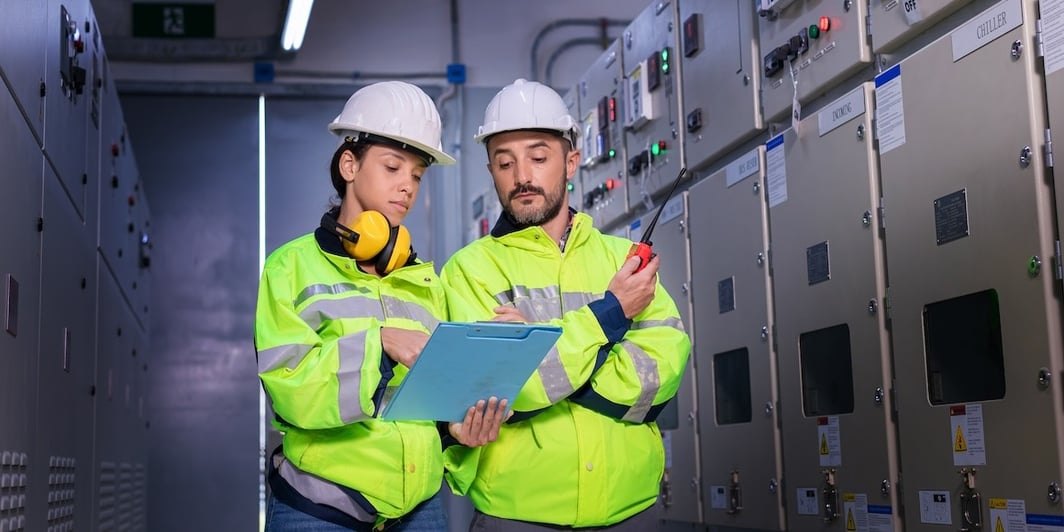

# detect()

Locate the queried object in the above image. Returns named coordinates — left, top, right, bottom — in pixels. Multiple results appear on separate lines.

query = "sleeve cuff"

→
left=371, top=350, right=398, bottom=416
left=588, top=291, right=632, bottom=344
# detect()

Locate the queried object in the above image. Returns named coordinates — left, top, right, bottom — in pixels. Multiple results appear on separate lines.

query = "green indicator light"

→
left=808, top=24, right=820, bottom=39
left=661, top=48, right=669, bottom=61
left=566, top=182, right=574, bottom=192
left=608, top=148, right=616, bottom=158
left=662, top=63, right=670, bottom=74
left=651, top=143, right=661, bottom=156
left=1029, top=256, right=1042, bottom=276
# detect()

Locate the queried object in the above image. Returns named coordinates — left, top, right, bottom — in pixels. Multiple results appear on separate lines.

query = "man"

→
left=441, top=78, right=691, bottom=530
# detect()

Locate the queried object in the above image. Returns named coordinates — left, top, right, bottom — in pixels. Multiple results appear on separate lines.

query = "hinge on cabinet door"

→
left=1054, top=240, right=1063, bottom=281
left=865, top=13, right=873, bottom=47
left=884, top=285, right=893, bottom=323
left=1045, top=128, right=1055, bottom=168
left=1037, top=18, right=1046, bottom=58
left=877, top=196, right=886, bottom=231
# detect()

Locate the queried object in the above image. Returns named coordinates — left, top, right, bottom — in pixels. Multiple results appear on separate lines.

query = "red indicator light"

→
left=608, top=97, right=616, bottom=122
left=819, top=16, right=831, bottom=33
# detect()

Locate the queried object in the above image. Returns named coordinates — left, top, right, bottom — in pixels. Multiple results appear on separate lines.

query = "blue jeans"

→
left=266, top=492, right=448, bottom=531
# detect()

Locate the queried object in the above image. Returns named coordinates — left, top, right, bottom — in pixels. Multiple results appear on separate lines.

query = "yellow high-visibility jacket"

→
left=441, top=211, right=691, bottom=527
left=255, top=225, right=446, bottom=521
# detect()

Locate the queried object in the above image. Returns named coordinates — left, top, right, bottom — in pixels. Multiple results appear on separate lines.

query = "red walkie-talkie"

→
left=627, top=167, right=688, bottom=272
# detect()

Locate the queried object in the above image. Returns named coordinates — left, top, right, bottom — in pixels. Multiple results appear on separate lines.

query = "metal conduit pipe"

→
left=273, top=70, right=449, bottom=80
left=530, top=18, right=629, bottom=81
left=544, top=37, right=611, bottom=88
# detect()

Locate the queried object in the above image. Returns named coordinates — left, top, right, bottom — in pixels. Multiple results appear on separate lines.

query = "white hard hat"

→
left=328, top=81, right=455, bottom=166
left=475, top=78, right=579, bottom=146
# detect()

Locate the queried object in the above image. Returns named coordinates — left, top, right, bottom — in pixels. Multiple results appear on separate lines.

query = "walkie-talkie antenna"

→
left=639, top=167, right=687, bottom=245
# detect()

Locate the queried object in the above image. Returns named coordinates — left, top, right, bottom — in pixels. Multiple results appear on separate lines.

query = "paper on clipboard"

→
left=379, top=321, right=562, bottom=422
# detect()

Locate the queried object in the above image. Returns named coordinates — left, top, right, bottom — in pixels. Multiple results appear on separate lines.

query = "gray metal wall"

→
left=123, top=95, right=260, bottom=532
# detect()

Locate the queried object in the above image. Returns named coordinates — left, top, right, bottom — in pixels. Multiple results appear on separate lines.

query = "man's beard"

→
left=502, top=178, right=567, bottom=227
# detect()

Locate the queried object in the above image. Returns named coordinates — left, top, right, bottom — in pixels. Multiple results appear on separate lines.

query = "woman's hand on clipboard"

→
left=380, top=327, right=429, bottom=368
left=448, top=397, right=512, bottom=447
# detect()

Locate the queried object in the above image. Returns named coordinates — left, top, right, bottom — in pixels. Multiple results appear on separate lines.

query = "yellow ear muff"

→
left=340, top=210, right=391, bottom=260
left=377, top=225, right=412, bottom=275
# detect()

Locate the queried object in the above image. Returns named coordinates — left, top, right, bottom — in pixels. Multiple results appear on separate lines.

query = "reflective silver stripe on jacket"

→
left=538, top=345, right=571, bottom=403
left=493, top=286, right=600, bottom=402
left=274, top=452, right=376, bottom=523
left=294, top=282, right=372, bottom=308
left=299, top=297, right=386, bottom=331
left=632, top=316, right=686, bottom=332
left=620, top=340, right=660, bottom=423
left=337, top=331, right=371, bottom=423
left=381, top=295, right=440, bottom=331
left=258, top=343, right=314, bottom=372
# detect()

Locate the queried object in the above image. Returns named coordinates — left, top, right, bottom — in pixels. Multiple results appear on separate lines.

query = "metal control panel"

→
left=630, top=193, right=701, bottom=524
left=0, top=1, right=47, bottom=141
left=767, top=84, right=900, bottom=531
left=622, top=1, right=684, bottom=213
left=0, top=85, right=43, bottom=497
left=563, top=84, right=584, bottom=213
left=758, top=0, right=871, bottom=122
left=26, top=169, right=99, bottom=532
left=689, top=148, right=785, bottom=531
left=870, top=0, right=974, bottom=52
left=877, top=1, right=1064, bottom=529
left=1042, top=0, right=1064, bottom=298
left=679, top=0, right=764, bottom=170
left=45, top=0, right=97, bottom=221
left=578, top=40, right=629, bottom=230
left=99, top=75, right=152, bottom=332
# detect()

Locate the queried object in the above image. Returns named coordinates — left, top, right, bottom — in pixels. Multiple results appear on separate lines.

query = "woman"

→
left=256, top=81, right=506, bottom=531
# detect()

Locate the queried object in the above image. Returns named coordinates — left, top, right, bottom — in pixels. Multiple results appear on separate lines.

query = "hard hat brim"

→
left=329, top=124, right=456, bottom=166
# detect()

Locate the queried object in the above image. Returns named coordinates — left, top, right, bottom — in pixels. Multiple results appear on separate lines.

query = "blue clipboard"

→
left=380, top=321, right=562, bottom=422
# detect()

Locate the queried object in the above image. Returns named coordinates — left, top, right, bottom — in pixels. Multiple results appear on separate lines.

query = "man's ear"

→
left=566, top=148, right=581, bottom=180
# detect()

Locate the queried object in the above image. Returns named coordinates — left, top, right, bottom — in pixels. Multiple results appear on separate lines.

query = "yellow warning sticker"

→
left=817, top=416, right=841, bottom=466
left=847, top=509, right=857, bottom=531
left=949, top=404, right=986, bottom=466
left=987, top=497, right=1027, bottom=532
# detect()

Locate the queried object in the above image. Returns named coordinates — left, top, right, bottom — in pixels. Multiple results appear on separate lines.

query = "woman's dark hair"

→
left=329, top=140, right=372, bottom=199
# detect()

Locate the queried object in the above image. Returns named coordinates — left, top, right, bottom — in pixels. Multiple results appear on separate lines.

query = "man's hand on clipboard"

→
left=380, top=327, right=429, bottom=368
left=448, top=397, right=512, bottom=447
left=492, top=305, right=529, bottom=323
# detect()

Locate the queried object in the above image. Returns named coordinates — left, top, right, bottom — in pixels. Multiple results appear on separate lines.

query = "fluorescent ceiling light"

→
left=281, top=0, right=314, bottom=51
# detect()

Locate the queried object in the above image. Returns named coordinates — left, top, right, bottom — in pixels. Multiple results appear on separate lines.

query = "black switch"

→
left=779, top=42, right=796, bottom=62
left=686, top=108, right=703, bottom=133
left=629, top=154, right=642, bottom=176
left=683, top=14, right=702, bottom=57
left=764, top=48, right=783, bottom=77
left=792, top=28, right=809, bottom=56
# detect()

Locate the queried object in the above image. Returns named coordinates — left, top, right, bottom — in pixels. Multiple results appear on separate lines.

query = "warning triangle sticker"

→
left=995, top=516, right=1004, bottom=532
left=954, top=425, right=968, bottom=452
left=820, top=434, right=830, bottom=455
left=847, top=508, right=857, bottom=531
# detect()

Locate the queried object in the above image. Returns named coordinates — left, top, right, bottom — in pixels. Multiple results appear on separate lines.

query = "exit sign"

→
left=132, top=3, right=215, bottom=38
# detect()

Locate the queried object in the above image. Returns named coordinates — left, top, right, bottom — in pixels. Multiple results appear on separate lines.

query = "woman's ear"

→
left=338, top=149, right=359, bottom=183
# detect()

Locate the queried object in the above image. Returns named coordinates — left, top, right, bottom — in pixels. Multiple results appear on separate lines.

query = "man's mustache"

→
left=509, top=184, right=545, bottom=200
